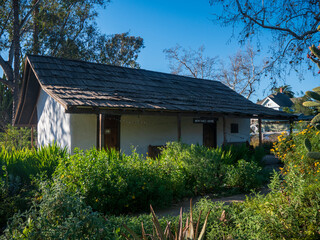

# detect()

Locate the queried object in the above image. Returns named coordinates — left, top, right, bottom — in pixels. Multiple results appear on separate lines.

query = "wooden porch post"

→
left=258, top=117, right=262, bottom=147
left=31, top=126, right=34, bottom=148
left=177, top=114, right=181, bottom=142
left=96, top=114, right=99, bottom=149
left=289, top=118, right=293, bottom=135
left=222, top=116, right=227, bottom=145
left=98, top=113, right=105, bottom=150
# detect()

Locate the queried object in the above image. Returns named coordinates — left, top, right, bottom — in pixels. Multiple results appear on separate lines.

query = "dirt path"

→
left=154, top=187, right=270, bottom=217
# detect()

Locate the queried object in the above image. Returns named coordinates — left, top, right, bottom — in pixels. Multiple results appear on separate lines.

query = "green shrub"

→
left=0, top=145, right=67, bottom=233
left=54, top=142, right=266, bottom=215
left=0, top=125, right=36, bottom=150
left=0, top=144, right=67, bottom=183
left=224, top=159, right=263, bottom=191
left=55, top=148, right=183, bottom=214
left=1, top=178, right=113, bottom=240
left=159, top=142, right=227, bottom=194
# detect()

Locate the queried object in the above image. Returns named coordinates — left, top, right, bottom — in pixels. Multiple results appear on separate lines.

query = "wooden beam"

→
left=223, top=116, right=227, bottom=145
left=258, top=118, right=262, bottom=147
left=99, top=113, right=105, bottom=150
left=31, top=126, right=34, bottom=148
left=96, top=114, right=99, bottom=149
left=177, top=114, right=181, bottom=142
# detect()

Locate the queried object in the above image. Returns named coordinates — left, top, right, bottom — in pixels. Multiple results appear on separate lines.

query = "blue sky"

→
left=96, top=0, right=319, bottom=102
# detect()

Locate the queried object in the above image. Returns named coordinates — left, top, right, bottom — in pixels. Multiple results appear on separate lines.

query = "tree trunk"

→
left=12, top=0, right=20, bottom=123
left=33, top=0, right=39, bottom=54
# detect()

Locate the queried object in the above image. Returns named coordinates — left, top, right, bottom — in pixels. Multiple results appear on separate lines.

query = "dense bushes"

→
left=0, top=142, right=266, bottom=237
left=1, top=179, right=113, bottom=240
left=54, top=143, right=265, bottom=214
left=0, top=125, right=36, bottom=150
left=0, top=145, right=67, bottom=232
left=111, top=129, right=320, bottom=239
left=0, top=144, right=67, bottom=183
left=55, top=148, right=181, bottom=214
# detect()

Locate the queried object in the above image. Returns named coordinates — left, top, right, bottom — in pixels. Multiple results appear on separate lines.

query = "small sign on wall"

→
left=193, top=117, right=217, bottom=124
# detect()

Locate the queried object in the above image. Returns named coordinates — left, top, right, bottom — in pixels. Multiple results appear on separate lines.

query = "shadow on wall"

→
left=37, top=91, right=71, bottom=150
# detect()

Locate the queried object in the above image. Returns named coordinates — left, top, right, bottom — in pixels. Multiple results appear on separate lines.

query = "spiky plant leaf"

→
left=305, top=138, right=312, bottom=152
left=303, top=101, right=320, bottom=107
left=306, top=91, right=320, bottom=102
left=150, top=205, right=165, bottom=240
left=198, top=209, right=211, bottom=240
left=311, top=113, right=320, bottom=125
left=194, top=210, right=202, bottom=239
left=141, top=222, right=148, bottom=240
left=164, top=222, right=174, bottom=240
left=187, top=199, right=195, bottom=239
left=178, top=208, right=183, bottom=240
left=307, top=152, right=320, bottom=160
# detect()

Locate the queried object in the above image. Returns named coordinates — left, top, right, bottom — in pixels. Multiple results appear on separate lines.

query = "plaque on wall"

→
left=193, top=117, right=217, bottom=124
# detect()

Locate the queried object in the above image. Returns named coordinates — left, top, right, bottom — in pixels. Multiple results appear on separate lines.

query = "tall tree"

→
left=163, top=45, right=218, bottom=79
left=0, top=0, right=144, bottom=124
left=218, top=45, right=267, bottom=99
left=0, top=0, right=108, bottom=119
left=271, top=85, right=295, bottom=98
left=209, top=0, right=320, bottom=79
left=98, top=32, right=144, bottom=68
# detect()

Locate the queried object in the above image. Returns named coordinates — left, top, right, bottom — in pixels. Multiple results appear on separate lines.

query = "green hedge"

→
left=55, top=142, right=265, bottom=214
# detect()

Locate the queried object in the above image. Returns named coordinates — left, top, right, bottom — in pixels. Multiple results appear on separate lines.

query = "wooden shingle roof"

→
left=15, top=55, right=293, bottom=126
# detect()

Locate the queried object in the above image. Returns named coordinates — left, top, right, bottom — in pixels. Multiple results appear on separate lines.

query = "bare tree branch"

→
left=164, top=45, right=218, bottom=79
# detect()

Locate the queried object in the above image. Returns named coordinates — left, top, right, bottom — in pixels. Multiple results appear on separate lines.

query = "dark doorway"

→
left=104, top=116, right=120, bottom=150
left=203, top=123, right=217, bottom=148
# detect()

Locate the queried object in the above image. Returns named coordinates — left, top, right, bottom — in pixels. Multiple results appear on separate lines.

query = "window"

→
left=231, top=123, right=239, bottom=133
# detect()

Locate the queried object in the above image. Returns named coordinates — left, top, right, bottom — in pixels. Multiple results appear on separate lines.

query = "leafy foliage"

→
left=0, top=145, right=67, bottom=232
left=99, top=32, right=144, bottom=68
left=224, top=159, right=262, bottom=191
left=0, top=125, right=35, bottom=150
left=0, top=0, right=144, bottom=126
left=55, top=143, right=265, bottom=215
left=120, top=129, right=320, bottom=239
left=1, top=179, right=113, bottom=240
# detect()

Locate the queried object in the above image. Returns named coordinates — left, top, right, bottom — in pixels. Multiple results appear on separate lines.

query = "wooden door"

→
left=203, top=123, right=217, bottom=148
left=104, top=116, right=120, bottom=150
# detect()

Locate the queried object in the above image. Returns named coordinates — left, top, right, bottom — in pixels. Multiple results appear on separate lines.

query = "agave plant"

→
left=122, top=199, right=211, bottom=240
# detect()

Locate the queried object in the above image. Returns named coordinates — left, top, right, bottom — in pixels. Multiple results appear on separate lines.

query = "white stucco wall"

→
left=36, top=91, right=250, bottom=154
left=216, top=117, right=250, bottom=146
left=70, top=114, right=97, bottom=152
left=120, top=115, right=203, bottom=155
left=37, top=89, right=72, bottom=150
left=37, top=90, right=97, bottom=153
left=120, top=115, right=250, bottom=155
